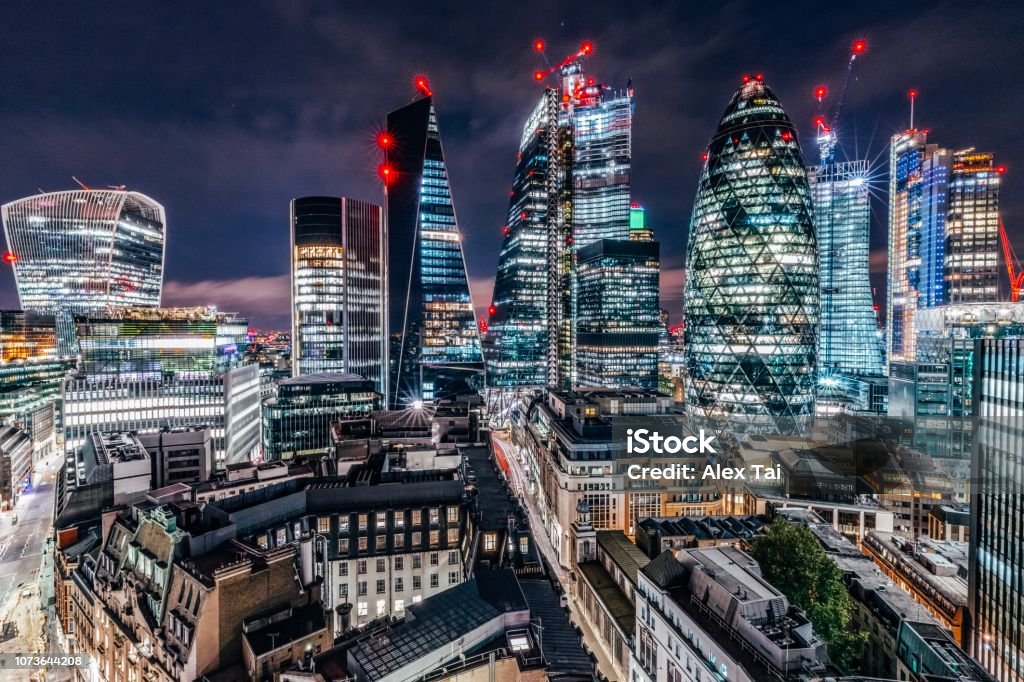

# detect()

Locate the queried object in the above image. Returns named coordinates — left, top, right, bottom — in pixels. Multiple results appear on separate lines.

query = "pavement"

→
left=492, top=433, right=621, bottom=681
left=0, top=457, right=68, bottom=681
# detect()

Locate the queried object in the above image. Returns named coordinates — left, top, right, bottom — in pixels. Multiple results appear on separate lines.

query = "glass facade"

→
left=262, top=372, right=380, bottom=460
left=809, top=160, right=884, bottom=377
left=484, top=90, right=572, bottom=389
left=386, top=97, right=482, bottom=407
left=970, top=338, right=1024, bottom=682
left=887, top=131, right=950, bottom=364
left=684, top=78, right=818, bottom=437
left=290, top=196, right=386, bottom=398
left=575, top=236, right=660, bottom=389
left=63, top=307, right=259, bottom=467
left=946, top=149, right=1001, bottom=304
left=1, top=190, right=165, bottom=355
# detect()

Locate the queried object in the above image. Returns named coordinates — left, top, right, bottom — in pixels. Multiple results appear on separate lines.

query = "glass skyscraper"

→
left=969, top=337, right=1024, bottom=682
left=290, top=196, right=386, bottom=399
left=63, top=307, right=259, bottom=468
left=946, top=149, right=1001, bottom=304
left=1, top=190, right=165, bottom=355
left=575, top=216, right=660, bottom=389
left=485, top=56, right=639, bottom=395
left=887, top=131, right=951, bottom=364
left=684, top=76, right=818, bottom=437
left=386, top=96, right=482, bottom=407
left=484, top=89, right=572, bottom=390
left=809, top=160, right=884, bottom=377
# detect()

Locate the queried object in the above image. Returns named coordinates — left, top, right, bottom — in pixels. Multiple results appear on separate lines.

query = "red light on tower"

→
left=813, top=116, right=825, bottom=128
left=376, top=132, right=392, bottom=149
left=815, top=85, right=827, bottom=100
left=378, top=164, right=395, bottom=184
left=534, top=39, right=545, bottom=52
left=742, top=74, right=751, bottom=84
left=2, top=252, right=16, bottom=264
left=488, top=305, right=497, bottom=316
left=534, top=70, right=545, bottom=82
left=852, top=39, right=867, bottom=55
left=781, top=131, right=792, bottom=142
left=414, top=76, right=432, bottom=97
left=997, top=165, right=1007, bottom=174
left=580, top=41, right=593, bottom=55
left=754, top=73, right=763, bottom=81
left=701, top=152, right=708, bottom=161
left=502, top=226, right=510, bottom=234
left=908, top=89, right=918, bottom=99
left=586, top=77, right=595, bottom=86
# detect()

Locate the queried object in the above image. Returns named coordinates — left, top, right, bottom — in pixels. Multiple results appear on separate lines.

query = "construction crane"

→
left=999, top=218, right=1024, bottom=302
left=532, top=40, right=593, bottom=83
left=814, top=39, right=868, bottom=165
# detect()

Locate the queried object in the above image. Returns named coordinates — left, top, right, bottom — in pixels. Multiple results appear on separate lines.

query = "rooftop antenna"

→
left=908, top=89, right=918, bottom=130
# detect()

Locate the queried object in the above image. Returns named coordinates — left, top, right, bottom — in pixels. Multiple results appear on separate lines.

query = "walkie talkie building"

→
left=684, top=76, right=819, bottom=437
left=1, top=189, right=165, bottom=355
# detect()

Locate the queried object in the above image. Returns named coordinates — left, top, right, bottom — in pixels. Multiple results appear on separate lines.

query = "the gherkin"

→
left=684, top=77, right=819, bottom=437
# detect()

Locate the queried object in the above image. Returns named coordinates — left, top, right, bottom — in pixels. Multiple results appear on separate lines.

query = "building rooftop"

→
left=577, top=561, right=635, bottom=635
left=244, top=603, right=327, bottom=657
left=278, top=372, right=369, bottom=386
left=595, top=530, right=650, bottom=586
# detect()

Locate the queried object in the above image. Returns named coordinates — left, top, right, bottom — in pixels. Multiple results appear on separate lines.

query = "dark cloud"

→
left=0, top=0, right=1021, bottom=327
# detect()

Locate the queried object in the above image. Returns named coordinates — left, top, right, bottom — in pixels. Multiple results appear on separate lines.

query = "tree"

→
left=751, top=518, right=867, bottom=672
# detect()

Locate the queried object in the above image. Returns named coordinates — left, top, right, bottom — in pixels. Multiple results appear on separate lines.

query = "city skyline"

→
left=1, top=3, right=1021, bottom=328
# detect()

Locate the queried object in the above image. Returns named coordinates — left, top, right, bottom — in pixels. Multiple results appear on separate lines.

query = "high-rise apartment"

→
left=290, top=196, right=386, bottom=398
left=684, top=76, right=818, bottom=437
left=1, top=189, right=165, bottom=354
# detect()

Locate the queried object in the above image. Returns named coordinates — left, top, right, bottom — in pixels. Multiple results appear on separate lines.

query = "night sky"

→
left=1, top=1, right=1021, bottom=329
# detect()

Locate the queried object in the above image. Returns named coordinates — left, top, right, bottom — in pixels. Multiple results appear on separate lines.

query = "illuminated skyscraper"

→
left=969, top=337, right=1024, bottom=682
left=887, top=131, right=951, bottom=364
left=1, top=189, right=165, bottom=355
left=809, top=160, right=884, bottom=377
left=290, top=196, right=386, bottom=399
left=484, top=51, right=636, bottom=394
left=484, top=89, right=572, bottom=389
left=945, top=149, right=1002, bottom=304
left=575, top=206, right=660, bottom=389
left=386, top=94, right=482, bottom=407
left=684, top=76, right=818, bottom=437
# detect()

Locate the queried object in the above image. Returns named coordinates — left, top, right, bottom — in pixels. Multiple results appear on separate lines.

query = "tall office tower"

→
left=809, top=160, right=885, bottom=377
left=385, top=95, right=482, bottom=407
left=969, top=337, right=1024, bottom=682
left=485, top=52, right=634, bottom=395
left=484, top=89, right=573, bottom=389
left=574, top=207, right=660, bottom=389
left=1, top=189, right=165, bottom=355
left=62, top=307, right=260, bottom=469
left=571, top=65, right=634, bottom=247
left=887, top=131, right=951, bottom=364
left=946, top=149, right=1002, bottom=303
left=684, top=76, right=818, bottom=437
left=290, top=196, right=386, bottom=398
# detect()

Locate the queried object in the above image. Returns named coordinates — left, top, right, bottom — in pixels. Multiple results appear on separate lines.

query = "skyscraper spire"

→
left=684, top=76, right=819, bottom=437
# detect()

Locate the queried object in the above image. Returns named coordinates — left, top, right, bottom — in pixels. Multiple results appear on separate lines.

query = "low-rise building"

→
left=862, top=531, right=969, bottom=648
left=632, top=545, right=828, bottom=681
left=0, top=424, right=32, bottom=509
left=634, top=515, right=766, bottom=559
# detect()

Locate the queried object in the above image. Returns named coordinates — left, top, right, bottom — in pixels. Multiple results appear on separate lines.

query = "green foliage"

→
left=751, top=518, right=869, bottom=672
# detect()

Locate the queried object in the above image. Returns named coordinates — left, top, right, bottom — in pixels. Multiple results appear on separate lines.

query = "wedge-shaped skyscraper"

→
left=684, top=76, right=819, bottom=437
left=386, top=95, right=482, bottom=407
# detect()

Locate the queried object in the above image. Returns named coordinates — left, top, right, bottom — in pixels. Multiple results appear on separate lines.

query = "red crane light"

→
left=376, top=132, right=392, bottom=149
left=586, top=77, right=595, bottom=86
left=815, top=85, right=827, bottom=100
left=2, top=253, right=16, bottom=264
left=852, top=39, right=867, bottom=55
left=534, top=70, right=545, bottom=82
left=814, top=116, right=825, bottom=127
left=998, top=165, right=1007, bottom=174
left=414, top=76, right=432, bottom=97
left=534, top=39, right=545, bottom=52
left=580, top=41, right=593, bottom=55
